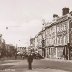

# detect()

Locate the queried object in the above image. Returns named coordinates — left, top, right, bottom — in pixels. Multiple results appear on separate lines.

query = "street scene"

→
left=0, top=0, right=72, bottom=72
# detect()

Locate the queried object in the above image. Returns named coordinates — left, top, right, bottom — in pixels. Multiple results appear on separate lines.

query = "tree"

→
left=1, top=39, right=6, bottom=57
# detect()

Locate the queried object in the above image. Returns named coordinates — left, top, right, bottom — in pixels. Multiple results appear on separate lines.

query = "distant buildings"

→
left=30, top=38, right=35, bottom=47
left=17, top=47, right=26, bottom=54
left=30, top=7, right=72, bottom=60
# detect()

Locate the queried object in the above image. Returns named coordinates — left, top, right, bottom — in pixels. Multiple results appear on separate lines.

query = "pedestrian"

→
left=15, top=54, right=17, bottom=60
left=27, top=53, right=33, bottom=70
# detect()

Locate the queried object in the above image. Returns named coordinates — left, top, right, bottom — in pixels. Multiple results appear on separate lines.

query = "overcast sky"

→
left=0, top=0, right=72, bottom=47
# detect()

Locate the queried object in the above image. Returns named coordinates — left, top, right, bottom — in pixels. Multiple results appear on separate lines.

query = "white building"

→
left=45, top=8, right=72, bottom=59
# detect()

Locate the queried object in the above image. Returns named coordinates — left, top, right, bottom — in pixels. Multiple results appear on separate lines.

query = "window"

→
left=64, top=36, right=66, bottom=45
left=58, top=37, right=60, bottom=44
left=57, top=25, right=60, bottom=32
left=49, top=48, right=50, bottom=55
left=61, top=37, right=63, bottom=45
left=60, top=24, right=63, bottom=32
left=65, top=36, right=67, bottom=44
left=64, top=24, right=67, bottom=31
left=54, top=39, right=55, bottom=44
left=70, top=22, right=72, bottom=28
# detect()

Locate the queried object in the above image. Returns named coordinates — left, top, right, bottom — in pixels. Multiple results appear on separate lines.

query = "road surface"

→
left=0, top=59, right=71, bottom=72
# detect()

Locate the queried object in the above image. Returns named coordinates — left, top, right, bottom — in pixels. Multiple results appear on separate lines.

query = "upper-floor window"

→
left=49, top=48, right=50, bottom=55
left=57, top=25, right=60, bottom=32
left=58, top=37, right=60, bottom=44
left=63, top=24, right=67, bottom=31
left=70, top=22, right=72, bottom=28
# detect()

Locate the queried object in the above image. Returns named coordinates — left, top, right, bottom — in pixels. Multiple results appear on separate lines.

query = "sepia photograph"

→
left=0, top=0, right=72, bottom=72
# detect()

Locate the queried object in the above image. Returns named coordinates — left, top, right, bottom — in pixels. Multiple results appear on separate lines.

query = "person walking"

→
left=27, top=53, right=33, bottom=70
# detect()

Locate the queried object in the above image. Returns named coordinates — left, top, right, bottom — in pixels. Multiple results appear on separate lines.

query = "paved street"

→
left=0, top=59, right=72, bottom=72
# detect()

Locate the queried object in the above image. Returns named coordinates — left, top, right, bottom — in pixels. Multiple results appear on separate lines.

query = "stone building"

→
left=35, top=35, right=38, bottom=49
left=45, top=8, right=72, bottom=59
left=30, top=38, right=35, bottom=47
left=34, top=32, right=42, bottom=56
left=34, top=30, right=46, bottom=57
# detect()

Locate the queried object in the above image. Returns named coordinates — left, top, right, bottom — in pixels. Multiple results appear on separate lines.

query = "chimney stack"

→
left=62, top=7, right=69, bottom=15
left=53, top=14, right=58, bottom=18
left=53, top=14, right=59, bottom=21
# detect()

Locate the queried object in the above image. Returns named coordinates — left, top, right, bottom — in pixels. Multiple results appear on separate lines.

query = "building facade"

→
left=30, top=38, right=35, bottom=47
left=45, top=8, right=72, bottom=59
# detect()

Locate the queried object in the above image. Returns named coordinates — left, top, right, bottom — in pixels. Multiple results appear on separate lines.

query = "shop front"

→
left=46, top=46, right=66, bottom=59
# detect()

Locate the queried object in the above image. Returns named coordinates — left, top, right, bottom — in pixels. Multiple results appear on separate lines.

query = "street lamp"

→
left=6, top=27, right=8, bottom=30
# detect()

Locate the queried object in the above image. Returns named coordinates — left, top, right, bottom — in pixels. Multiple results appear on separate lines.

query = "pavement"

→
left=0, top=68, right=70, bottom=72
left=43, top=58, right=72, bottom=63
left=24, top=68, right=70, bottom=72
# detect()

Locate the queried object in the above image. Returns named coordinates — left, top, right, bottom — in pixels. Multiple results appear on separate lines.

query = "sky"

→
left=0, top=0, right=72, bottom=47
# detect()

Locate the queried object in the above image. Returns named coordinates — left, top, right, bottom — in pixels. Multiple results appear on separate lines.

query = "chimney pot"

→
left=53, top=14, right=58, bottom=18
